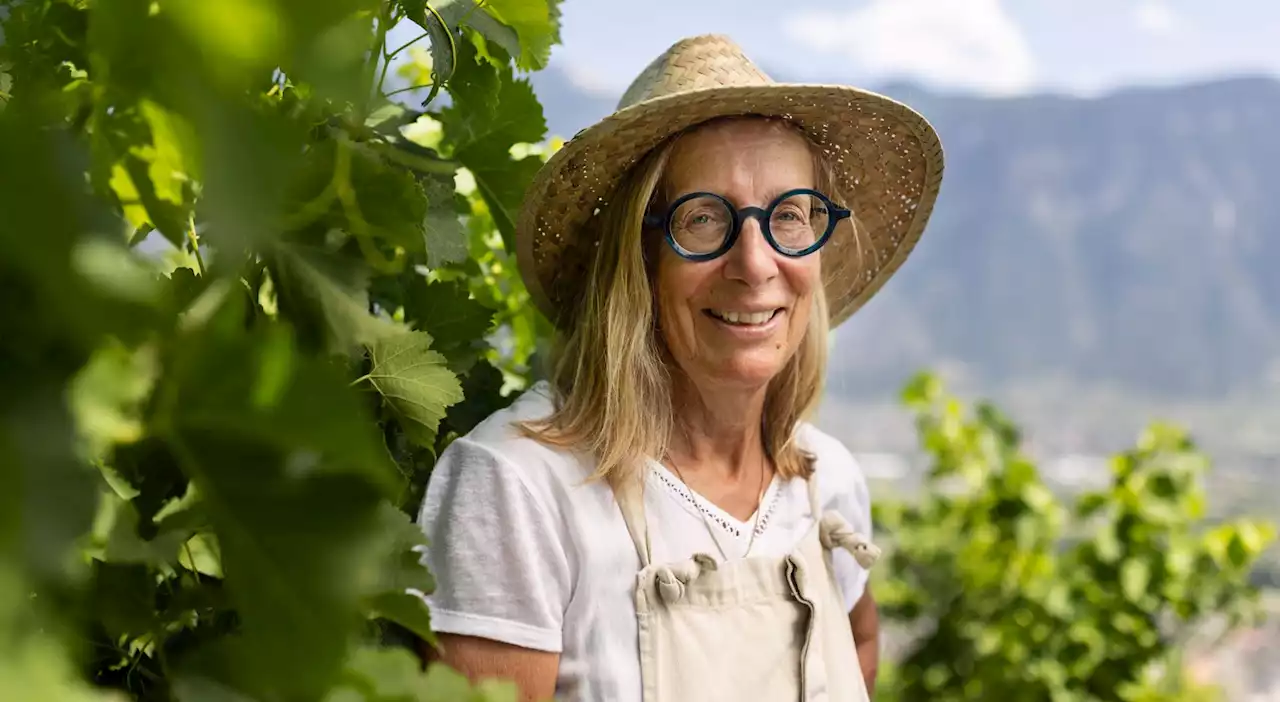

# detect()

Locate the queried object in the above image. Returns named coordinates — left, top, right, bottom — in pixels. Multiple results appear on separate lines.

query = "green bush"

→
left=1, top=0, right=555, bottom=699
left=873, top=373, right=1275, bottom=702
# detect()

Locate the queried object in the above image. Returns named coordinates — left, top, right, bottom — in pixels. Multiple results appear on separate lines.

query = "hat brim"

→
left=515, top=82, right=945, bottom=330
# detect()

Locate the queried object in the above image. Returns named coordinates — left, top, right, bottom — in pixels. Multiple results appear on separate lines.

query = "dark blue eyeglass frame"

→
left=642, top=188, right=851, bottom=262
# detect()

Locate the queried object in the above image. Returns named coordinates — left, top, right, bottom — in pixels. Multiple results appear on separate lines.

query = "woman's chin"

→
left=693, top=354, right=789, bottom=390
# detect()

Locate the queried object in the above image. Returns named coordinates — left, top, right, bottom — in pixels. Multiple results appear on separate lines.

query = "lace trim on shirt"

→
left=649, top=466, right=781, bottom=539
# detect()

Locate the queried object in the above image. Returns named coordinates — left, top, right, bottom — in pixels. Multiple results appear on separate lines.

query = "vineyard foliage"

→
left=1, top=0, right=556, bottom=699
left=872, top=374, right=1275, bottom=702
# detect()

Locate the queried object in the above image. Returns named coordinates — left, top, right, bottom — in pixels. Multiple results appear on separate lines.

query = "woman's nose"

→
left=722, top=215, right=779, bottom=284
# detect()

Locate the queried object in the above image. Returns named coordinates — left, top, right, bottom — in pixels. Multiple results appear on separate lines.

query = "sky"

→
left=542, top=0, right=1280, bottom=99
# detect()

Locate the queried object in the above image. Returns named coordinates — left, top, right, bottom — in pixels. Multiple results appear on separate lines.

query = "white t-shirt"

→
left=417, top=381, right=874, bottom=702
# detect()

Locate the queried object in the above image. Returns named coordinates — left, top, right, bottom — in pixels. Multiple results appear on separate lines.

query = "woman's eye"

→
left=685, top=210, right=723, bottom=227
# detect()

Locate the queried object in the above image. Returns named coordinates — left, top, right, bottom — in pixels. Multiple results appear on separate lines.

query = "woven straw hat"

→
left=515, top=34, right=944, bottom=329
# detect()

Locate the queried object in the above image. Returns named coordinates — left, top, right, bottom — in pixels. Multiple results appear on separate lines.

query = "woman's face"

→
left=653, top=119, right=822, bottom=392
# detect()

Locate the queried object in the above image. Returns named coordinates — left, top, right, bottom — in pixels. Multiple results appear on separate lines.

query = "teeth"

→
left=712, top=310, right=776, bottom=325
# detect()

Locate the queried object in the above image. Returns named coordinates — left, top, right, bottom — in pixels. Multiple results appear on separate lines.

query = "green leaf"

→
left=349, top=144, right=432, bottom=254
left=402, top=1, right=457, bottom=88
left=422, top=664, right=518, bottom=702
left=366, top=102, right=417, bottom=137
left=160, top=320, right=399, bottom=493
left=69, top=339, right=158, bottom=459
left=363, top=504, right=436, bottom=643
left=479, top=0, right=560, bottom=71
left=439, top=43, right=546, bottom=246
left=138, top=99, right=198, bottom=205
left=0, top=574, right=125, bottom=702
left=95, top=493, right=191, bottom=567
left=444, top=359, right=513, bottom=437
left=91, top=560, right=158, bottom=639
left=403, top=277, right=495, bottom=368
left=431, top=3, right=519, bottom=70
left=363, top=331, right=464, bottom=447
left=467, top=154, right=542, bottom=249
left=1119, top=559, right=1151, bottom=602
left=422, top=171, right=469, bottom=268
left=442, top=55, right=546, bottom=154
left=268, top=243, right=402, bottom=355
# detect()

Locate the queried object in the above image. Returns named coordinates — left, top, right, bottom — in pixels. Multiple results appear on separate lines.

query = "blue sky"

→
left=540, top=0, right=1280, bottom=98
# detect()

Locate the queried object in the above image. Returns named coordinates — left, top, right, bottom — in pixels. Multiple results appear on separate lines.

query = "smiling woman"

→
left=416, top=34, right=944, bottom=702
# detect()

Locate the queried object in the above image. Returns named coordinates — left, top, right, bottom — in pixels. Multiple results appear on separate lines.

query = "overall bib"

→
left=614, top=474, right=881, bottom=701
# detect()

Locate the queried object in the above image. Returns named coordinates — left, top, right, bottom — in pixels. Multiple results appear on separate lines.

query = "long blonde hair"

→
left=520, top=117, right=840, bottom=485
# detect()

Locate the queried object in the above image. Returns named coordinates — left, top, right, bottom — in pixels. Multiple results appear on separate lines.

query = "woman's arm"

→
left=415, top=436, right=573, bottom=701
left=420, top=635, right=558, bottom=702
left=849, top=587, right=880, bottom=694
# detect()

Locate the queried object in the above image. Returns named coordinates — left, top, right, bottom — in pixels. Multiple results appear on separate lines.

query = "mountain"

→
left=527, top=69, right=1280, bottom=404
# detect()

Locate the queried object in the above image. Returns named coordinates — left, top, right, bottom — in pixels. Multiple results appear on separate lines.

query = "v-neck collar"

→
left=645, top=459, right=781, bottom=540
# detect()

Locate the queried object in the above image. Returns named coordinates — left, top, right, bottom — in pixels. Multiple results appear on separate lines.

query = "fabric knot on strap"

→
left=818, top=512, right=882, bottom=568
left=655, top=553, right=718, bottom=604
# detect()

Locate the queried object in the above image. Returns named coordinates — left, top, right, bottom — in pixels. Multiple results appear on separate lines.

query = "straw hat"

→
left=515, top=34, right=944, bottom=329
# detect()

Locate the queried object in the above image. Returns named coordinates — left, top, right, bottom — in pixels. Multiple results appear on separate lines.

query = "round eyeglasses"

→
left=642, top=188, right=851, bottom=261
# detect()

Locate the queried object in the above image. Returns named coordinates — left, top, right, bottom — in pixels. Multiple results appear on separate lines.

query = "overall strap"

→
left=808, top=473, right=882, bottom=569
left=613, top=471, right=653, bottom=568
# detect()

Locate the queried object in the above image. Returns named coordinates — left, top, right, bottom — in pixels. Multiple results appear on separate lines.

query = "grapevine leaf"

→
left=422, top=664, right=519, bottom=702
left=334, top=647, right=516, bottom=702
left=442, top=50, right=545, bottom=153
left=268, top=243, right=402, bottom=355
left=364, top=331, right=463, bottom=447
left=138, top=99, right=198, bottom=205
left=91, top=560, right=158, bottom=639
left=441, top=50, right=546, bottom=245
left=0, top=572, right=124, bottom=702
left=158, top=323, right=399, bottom=698
left=169, top=676, right=260, bottom=702
left=401, top=1, right=457, bottom=87
left=479, top=0, right=559, bottom=71
left=365, top=102, right=417, bottom=137
left=428, top=2, right=519, bottom=70
left=403, top=277, right=494, bottom=369
left=422, top=171, right=468, bottom=268
left=98, top=496, right=191, bottom=566
left=349, top=147, right=430, bottom=254
left=162, top=321, right=399, bottom=492
left=69, top=339, right=158, bottom=459
left=443, top=359, right=513, bottom=437
left=108, top=437, right=188, bottom=535
left=468, top=154, right=542, bottom=249
left=336, top=647, right=424, bottom=699
left=363, top=505, right=436, bottom=644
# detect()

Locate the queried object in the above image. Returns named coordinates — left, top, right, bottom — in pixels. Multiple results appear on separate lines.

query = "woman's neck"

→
left=668, top=378, right=768, bottom=481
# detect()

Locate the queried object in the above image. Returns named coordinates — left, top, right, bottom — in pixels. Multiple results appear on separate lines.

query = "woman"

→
left=417, top=34, right=943, bottom=702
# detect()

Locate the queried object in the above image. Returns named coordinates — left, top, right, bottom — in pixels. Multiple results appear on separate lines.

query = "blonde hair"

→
left=520, top=117, right=842, bottom=485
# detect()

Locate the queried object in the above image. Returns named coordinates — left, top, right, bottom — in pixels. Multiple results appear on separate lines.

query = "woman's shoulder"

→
left=441, top=380, right=591, bottom=484
left=793, top=422, right=871, bottom=507
left=460, top=379, right=556, bottom=448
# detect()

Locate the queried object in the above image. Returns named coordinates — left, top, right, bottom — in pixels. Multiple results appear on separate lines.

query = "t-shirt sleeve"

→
left=818, top=441, right=875, bottom=612
left=416, top=436, right=572, bottom=653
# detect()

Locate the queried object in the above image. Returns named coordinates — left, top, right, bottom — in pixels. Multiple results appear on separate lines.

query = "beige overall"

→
left=615, top=474, right=882, bottom=702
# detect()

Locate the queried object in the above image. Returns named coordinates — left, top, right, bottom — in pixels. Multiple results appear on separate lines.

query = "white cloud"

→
left=784, top=0, right=1036, bottom=95
left=1132, top=0, right=1181, bottom=36
left=559, top=58, right=631, bottom=97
